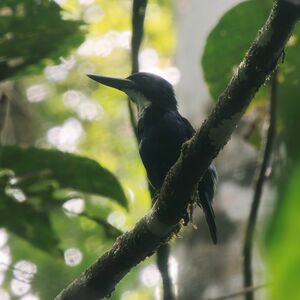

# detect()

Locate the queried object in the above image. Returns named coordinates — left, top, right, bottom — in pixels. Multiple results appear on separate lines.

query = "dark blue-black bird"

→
left=88, top=72, right=218, bottom=243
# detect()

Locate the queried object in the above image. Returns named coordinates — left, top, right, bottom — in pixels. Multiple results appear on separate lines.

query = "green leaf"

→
left=265, top=165, right=300, bottom=300
left=202, top=0, right=300, bottom=150
left=0, top=146, right=128, bottom=208
left=77, top=212, right=123, bottom=239
left=202, top=0, right=268, bottom=101
left=0, top=0, right=85, bottom=81
left=277, top=26, right=300, bottom=160
left=0, top=194, right=60, bottom=256
left=201, top=1, right=270, bottom=148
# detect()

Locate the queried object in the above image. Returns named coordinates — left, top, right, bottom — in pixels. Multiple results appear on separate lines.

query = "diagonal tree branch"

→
left=55, top=1, right=300, bottom=299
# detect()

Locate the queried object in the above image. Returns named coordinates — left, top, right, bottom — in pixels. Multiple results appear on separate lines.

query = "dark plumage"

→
left=88, top=72, right=218, bottom=243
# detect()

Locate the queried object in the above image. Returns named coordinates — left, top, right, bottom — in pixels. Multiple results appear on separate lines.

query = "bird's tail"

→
left=197, top=164, right=218, bottom=244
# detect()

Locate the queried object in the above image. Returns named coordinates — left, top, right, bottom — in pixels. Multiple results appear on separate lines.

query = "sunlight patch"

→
left=64, top=248, right=83, bottom=266
left=10, top=278, right=31, bottom=296
left=140, top=264, right=160, bottom=287
left=63, top=198, right=85, bottom=214
left=13, top=261, right=37, bottom=282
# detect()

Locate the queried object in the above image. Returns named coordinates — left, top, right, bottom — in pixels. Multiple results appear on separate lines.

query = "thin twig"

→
left=63, top=209, right=123, bottom=238
left=156, top=243, right=174, bottom=300
left=205, top=283, right=270, bottom=300
left=0, top=93, right=10, bottom=145
left=130, top=1, right=174, bottom=298
left=131, top=0, right=147, bottom=74
left=243, top=69, right=278, bottom=300
left=128, top=0, right=148, bottom=138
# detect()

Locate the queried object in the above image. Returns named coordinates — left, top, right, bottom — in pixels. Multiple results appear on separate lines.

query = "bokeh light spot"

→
left=0, top=272, right=5, bottom=286
left=78, top=0, right=94, bottom=5
left=121, top=290, right=140, bottom=300
left=140, top=263, right=160, bottom=287
left=169, top=256, right=178, bottom=283
left=20, top=294, right=40, bottom=300
left=10, top=278, right=31, bottom=296
left=0, top=288, right=10, bottom=300
left=13, top=261, right=37, bottom=282
left=0, top=245, right=12, bottom=271
left=63, top=90, right=103, bottom=121
left=26, top=84, right=49, bottom=103
left=64, top=248, right=83, bottom=266
left=5, top=188, right=26, bottom=202
left=0, top=229, right=8, bottom=248
left=77, top=31, right=130, bottom=56
left=47, top=118, right=84, bottom=152
left=139, top=48, right=181, bottom=85
left=63, top=198, right=85, bottom=214
left=84, top=4, right=103, bottom=23
left=107, top=211, right=126, bottom=228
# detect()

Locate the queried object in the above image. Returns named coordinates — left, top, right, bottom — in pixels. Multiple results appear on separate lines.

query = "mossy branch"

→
left=55, top=1, right=300, bottom=299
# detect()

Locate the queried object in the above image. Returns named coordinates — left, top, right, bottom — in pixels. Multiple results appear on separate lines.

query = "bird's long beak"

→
left=87, top=74, right=135, bottom=91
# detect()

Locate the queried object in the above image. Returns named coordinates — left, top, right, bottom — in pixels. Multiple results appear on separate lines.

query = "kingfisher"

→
left=88, top=72, right=218, bottom=243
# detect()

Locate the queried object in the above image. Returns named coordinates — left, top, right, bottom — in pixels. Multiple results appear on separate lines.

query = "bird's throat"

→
left=124, top=89, right=151, bottom=114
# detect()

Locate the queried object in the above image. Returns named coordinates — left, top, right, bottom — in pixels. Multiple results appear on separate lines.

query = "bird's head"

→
left=87, top=72, right=177, bottom=111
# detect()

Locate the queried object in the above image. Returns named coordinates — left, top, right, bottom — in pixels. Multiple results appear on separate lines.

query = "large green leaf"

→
left=0, top=146, right=128, bottom=207
left=202, top=0, right=300, bottom=107
left=202, top=0, right=269, bottom=101
left=202, top=0, right=300, bottom=148
left=277, top=28, right=300, bottom=160
left=0, top=194, right=60, bottom=256
left=0, top=0, right=84, bottom=81
left=265, top=165, right=300, bottom=300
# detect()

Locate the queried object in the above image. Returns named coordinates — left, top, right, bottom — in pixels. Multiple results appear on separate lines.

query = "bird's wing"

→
left=166, top=114, right=219, bottom=243
left=138, top=110, right=195, bottom=189
left=161, top=112, right=195, bottom=141
left=180, top=116, right=196, bottom=136
left=165, top=114, right=219, bottom=244
left=197, top=164, right=218, bottom=244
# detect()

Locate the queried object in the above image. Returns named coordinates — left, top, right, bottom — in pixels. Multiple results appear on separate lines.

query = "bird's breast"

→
left=137, top=112, right=187, bottom=189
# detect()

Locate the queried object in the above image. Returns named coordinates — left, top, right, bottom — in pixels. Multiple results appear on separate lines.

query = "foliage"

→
left=202, top=1, right=269, bottom=101
left=0, top=145, right=127, bottom=207
left=265, top=165, right=300, bottom=300
left=0, top=191, right=60, bottom=256
left=0, top=0, right=84, bottom=81
left=0, top=0, right=175, bottom=299
left=202, top=0, right=300, bottom=148
left=0, top=144, right=127, bottom=258
left=202, top=1, right=300, bottom=299
left=0, top=145, right=128, bottom=260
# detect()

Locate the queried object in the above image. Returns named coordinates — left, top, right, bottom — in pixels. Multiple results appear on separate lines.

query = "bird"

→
left=88, top=72, right=218, bottom=243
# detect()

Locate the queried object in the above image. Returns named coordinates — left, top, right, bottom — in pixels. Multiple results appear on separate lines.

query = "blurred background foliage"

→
left=202, top=0, right=300, bottom=149
left=202, top=2, right=300, bottom=299
left=0, top=0, right=299, bottom=299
